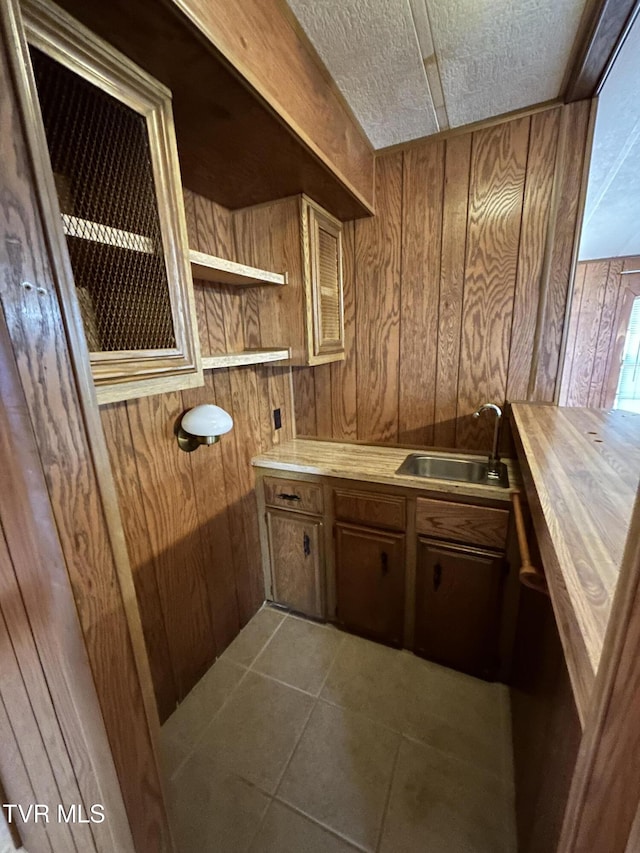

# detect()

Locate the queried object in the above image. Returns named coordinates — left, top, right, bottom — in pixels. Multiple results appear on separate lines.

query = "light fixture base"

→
left=177, top=427, right=220, bottom=452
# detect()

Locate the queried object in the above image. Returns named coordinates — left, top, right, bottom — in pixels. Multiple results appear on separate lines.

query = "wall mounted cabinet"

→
left=233, top=194, right=345, bottom=366
left=302, top=197, right=345, bottom=363
left=19, top=0, right=201, bottom=403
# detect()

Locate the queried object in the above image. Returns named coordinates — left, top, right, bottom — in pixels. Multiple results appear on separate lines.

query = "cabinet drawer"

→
left=263, top=477, right=324, bottom=515
left=415, top=497, right=508, bottom=550
left=334, top=489, right=406, bottom=531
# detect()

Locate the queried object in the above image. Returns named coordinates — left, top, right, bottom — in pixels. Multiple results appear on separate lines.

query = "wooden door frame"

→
left=0, top=0, right=172, bottom=848
left=0, top=305, right=133, bottom=853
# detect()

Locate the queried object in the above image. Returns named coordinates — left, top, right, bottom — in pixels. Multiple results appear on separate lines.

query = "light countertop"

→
left=511, top=403, right=640, bottom=723
left=252, top=439, right=520, bottom=503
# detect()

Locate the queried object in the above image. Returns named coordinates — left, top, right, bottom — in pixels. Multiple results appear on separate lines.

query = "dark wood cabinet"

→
left=414, top=537, right=506, bottom=679
left=335, top=522, right=405, bottom=645
left=266, top=509, right=324, bottom=617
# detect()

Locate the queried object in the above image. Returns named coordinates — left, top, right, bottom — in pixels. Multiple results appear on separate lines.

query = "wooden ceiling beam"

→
left=563, top=0, right=640, bottom=102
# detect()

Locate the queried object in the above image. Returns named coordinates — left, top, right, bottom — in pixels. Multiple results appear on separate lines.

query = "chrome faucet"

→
left=473, top=403, right=503, bottom=481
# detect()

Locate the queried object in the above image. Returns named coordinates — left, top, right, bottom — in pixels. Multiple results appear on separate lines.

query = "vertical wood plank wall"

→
left=0, top=18, right=169, bottom=847
left=560, top=255, right=640, bottom=407
left=101, top=190, right=295, bottom=721
left=292, top=102, right=593, bottom=451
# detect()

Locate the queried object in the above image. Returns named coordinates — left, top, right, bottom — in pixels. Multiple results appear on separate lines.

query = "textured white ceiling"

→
left=579, top=14, right=640, bottom=260
left=427, top=0, right=586, bottom=128
left=286, top=0, right=438, bottom=148
left=287, top=0, right=589, bottom=148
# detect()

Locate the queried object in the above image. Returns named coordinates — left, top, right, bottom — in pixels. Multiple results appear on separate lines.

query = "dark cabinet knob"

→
left=433, top=562, right=442, bottom=591
left=381, top=551, right=389, bottom=576
left=303, top=532, right=311, bottom=556
left=278, top=493, right=301, bottom=501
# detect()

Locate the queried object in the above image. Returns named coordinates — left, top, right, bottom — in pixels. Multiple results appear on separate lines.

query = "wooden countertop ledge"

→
left=511, top=403, right=640, bottom=723
left=252, top=438, right=520, bottom=503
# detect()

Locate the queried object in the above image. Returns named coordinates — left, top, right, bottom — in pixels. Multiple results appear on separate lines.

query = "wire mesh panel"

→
left=29, top=46, right=176, bottom=352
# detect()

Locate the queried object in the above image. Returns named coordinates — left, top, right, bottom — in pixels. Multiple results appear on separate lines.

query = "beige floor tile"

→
left=322, top=634, right=508, bottom=778
left=379, top=737, right=516, bottom=853
left=0, top=816, right=22, bottom=853
left=222, top=607, right=285, bottom=668
left=161, top=658, right=246, bottom=768
left=160, top=730, right=191, bottom=780
left=252, top=616, right=344, bottom=695
left=249, top=801, right=361, bottom=853
left=196, top=671, right=314, bottom=794
left=277, top=700, right=400, bottom=852
left=169, top=753, right=270, bottom=853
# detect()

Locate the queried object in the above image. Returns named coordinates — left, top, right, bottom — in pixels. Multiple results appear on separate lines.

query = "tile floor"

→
left=161, top=606, right=517, bottom=852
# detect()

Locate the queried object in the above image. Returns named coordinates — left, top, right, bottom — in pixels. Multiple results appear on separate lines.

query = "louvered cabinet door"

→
left=303, top=197, right=345, bottom=364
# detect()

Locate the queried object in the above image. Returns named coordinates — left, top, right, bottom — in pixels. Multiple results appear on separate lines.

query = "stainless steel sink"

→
left=396, top=453, right=509, bottom=488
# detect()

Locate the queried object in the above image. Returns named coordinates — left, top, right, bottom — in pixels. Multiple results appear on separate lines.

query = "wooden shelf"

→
left=62, top=214, right=155, bottom=253
left=189, top=249, right=286, bottom=286
left=202, top=349, right=290, bottom=369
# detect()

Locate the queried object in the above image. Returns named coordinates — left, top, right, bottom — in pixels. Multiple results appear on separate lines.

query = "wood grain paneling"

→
left=434, top=134, right=471, bottom=447
left=456, top=118, right=529, bottom=450
left=100, top=402, right=177, bottom=722
left=293, top=103, right=591, bottom=451
left=355, top=153, right=403, bottom=443
left=104, top=358, right=294, bottom=717
left=560, top=255, right=640, bottom=407
left=507, top=109, right=561, bottom=401
left=126, top=391, right=216, bottom=696
left=531, top=100, right=594, bottom=401
left=101, top=188, right=296, bottom=718
left=331, top=218, right=358, bottom=440
left=232, top=196, right=305, bottom=361
left=399, top=142, right=444, bottom=447
left=564, top=260, right=610, bottom=405
left=0, top=4, right=169, bottom=843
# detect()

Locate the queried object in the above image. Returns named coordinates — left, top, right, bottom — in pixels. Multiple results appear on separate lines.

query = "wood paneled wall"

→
left=101, top=190, right=295, bottom=721
left=292, top=102, right=593, bottom=451
left=0, top=11, right=170, bottom=846
left=560, top=255, right=640, bottom=407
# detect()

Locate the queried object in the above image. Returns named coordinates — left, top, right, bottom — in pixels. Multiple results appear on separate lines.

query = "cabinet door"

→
left=335, top=523, right=405, bottom=645
left=415, top=538, right=505, bottom=679
left=23, top=4, right=200, bottom=404
left=304, top=198, right=344, bottom=363
left=266, top=510, right=324, bottom=618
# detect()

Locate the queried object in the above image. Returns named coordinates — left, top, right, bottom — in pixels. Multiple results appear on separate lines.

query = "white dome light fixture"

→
left=177, top=404, right=233, bottom=452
